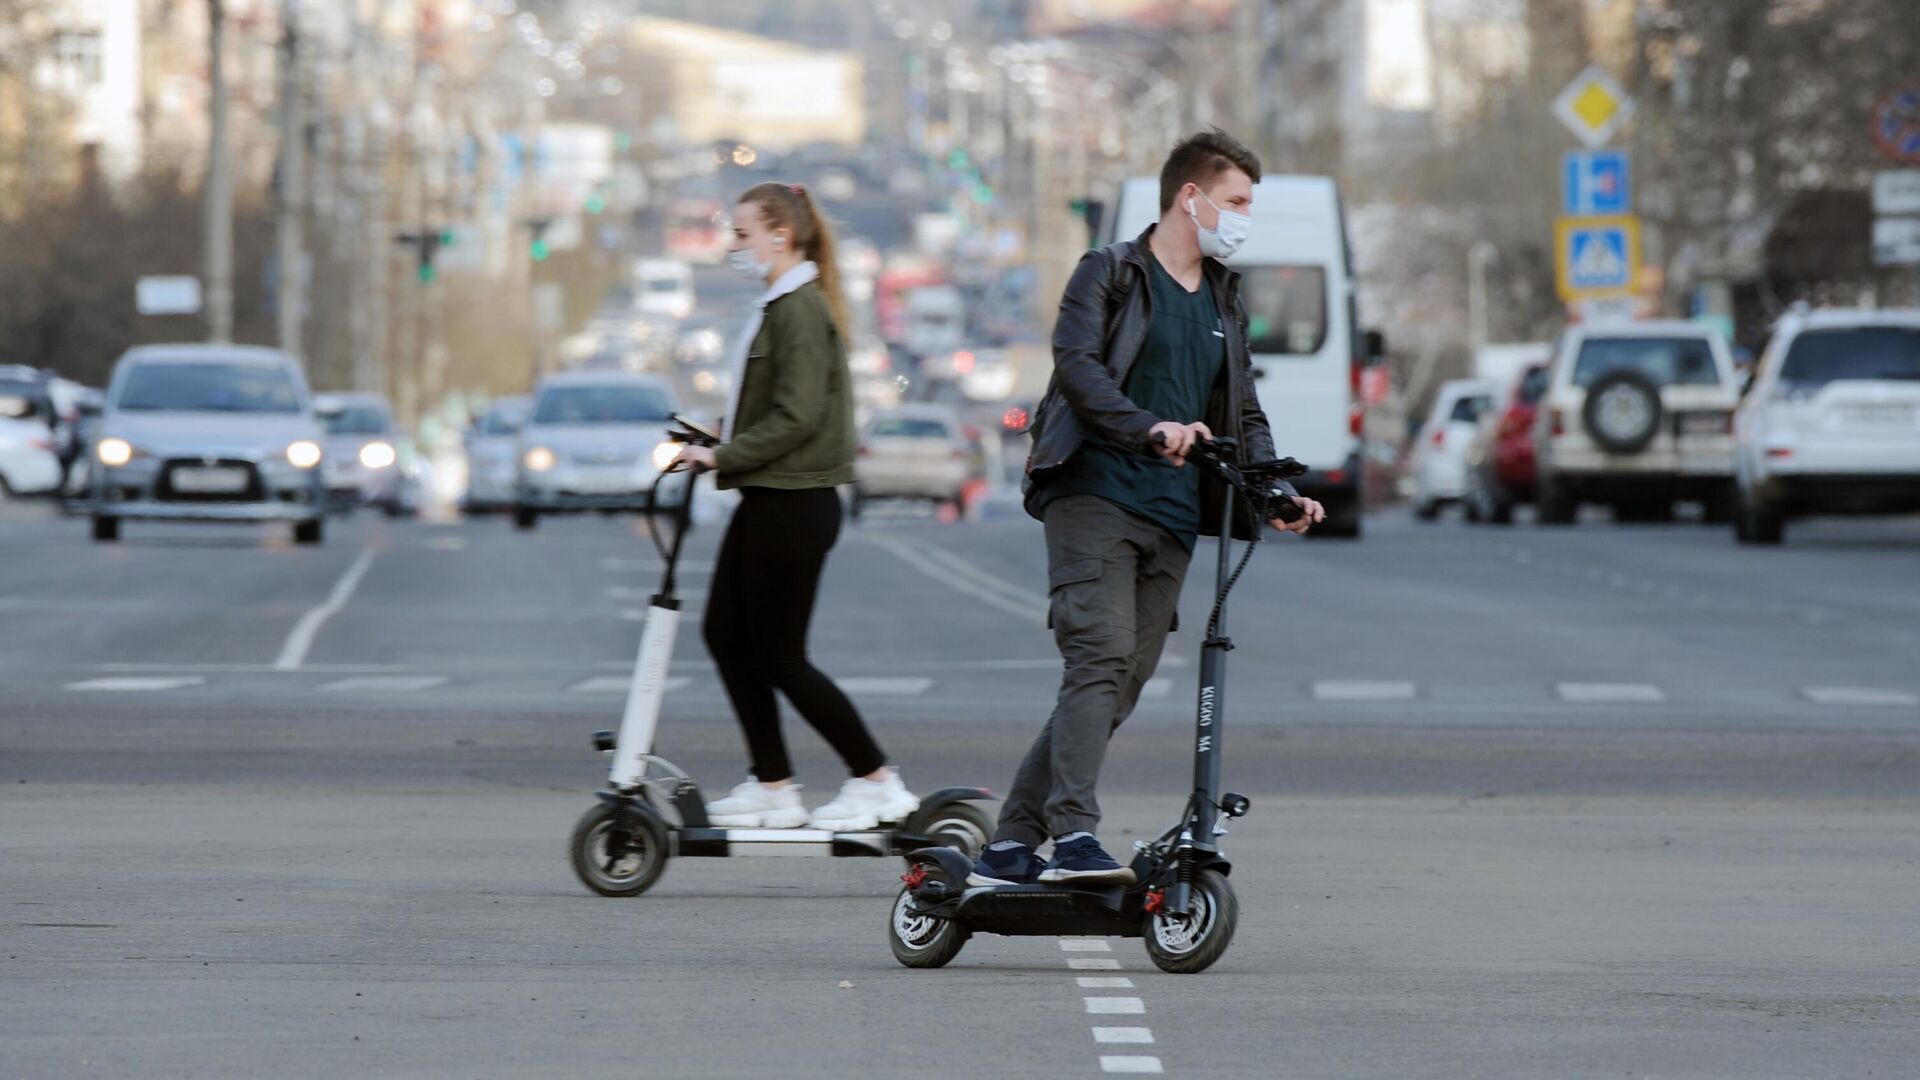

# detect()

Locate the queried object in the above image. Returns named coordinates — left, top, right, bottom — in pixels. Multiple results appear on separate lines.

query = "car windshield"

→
left=1449, top=395, right=1491, bottom=423
left=871, top=416, right=952, bottom=439
left=1572, top=337, right=1721, bottom=388
left=644, top=278, right=683, bottom=293
left=322, top=405, right=389, bottom=436
left=533, top=385, right=674, bottom=424
left=1240, top=265, right=1329, bottom=356
left=1517, top=366, right=1549, bottom=404
left=480, top=406, right=529, bottom=436
left=117, top=362, right=302, bottom=413
left=1778, top=328, right=1920, bottom=389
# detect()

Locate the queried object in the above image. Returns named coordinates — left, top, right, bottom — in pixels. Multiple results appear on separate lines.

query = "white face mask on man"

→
left=1187, top=190, right=1253, bottom=260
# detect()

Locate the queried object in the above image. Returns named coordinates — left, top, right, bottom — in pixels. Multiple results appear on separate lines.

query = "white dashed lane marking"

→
left=1067, top=958, right=1122, bottom=970
left=1141, top=677, right=1172, bottom=700
left=318, top=676, right=449, bottom=692
left=1085, top=997, right=1146, bottom=1015
left=1556, top=682, right=1666, bottom=704
left=1077, top=977, right=1134, bottom=988
left=64, top=676, right=206, bottom=691
left=835, top=677, right=935, bottom=696
left=1100, top=1055, right=1165, bottom=1074
left=1092, top=1028, right=1155, bottom=1044
left=1313, top=679, right=1417, bottom=702
left=1059, top=940, right=1113, bottom=952
left=1803, top=686, right=1919, bottom=706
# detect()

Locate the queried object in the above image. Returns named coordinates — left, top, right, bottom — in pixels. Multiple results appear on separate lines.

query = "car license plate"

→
left=572, top=469, right=633, bottom=494
left=1675, top=412, right=1729, bottom=436
left=171, top=466, right=249, bottom=493
left=1842, top=404, right=1915, bottom=427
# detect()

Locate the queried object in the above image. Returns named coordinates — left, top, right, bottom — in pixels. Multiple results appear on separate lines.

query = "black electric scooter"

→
left=887, top=435, right=1306, bottom=973
left=568, top=417, right=996, bottom=898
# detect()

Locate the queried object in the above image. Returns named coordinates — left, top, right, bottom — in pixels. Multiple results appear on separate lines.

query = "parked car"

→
left=88, top=344, right=328, bottom=544
left=1407, top=379, right=1495, bottom=520
left=0, top=405, right=62, bottom=496
left=462, top=396, right=531, bottom=514
left=315, top=392, right=409, bottom=516
left=851, top=404, right=970, bottom=517
left=1533, top=321, right=1740, bottom=525
left=1463, top=361, right=1550, bottom=524
left=958, top=348, right=1018, bottom=404
left=1732, top=307, right=1920, bottom=544
left=0, top=367, right=71, bottom=473
left=513, top=372, right=688, bottom=530
left=633, top=258, right=695, bottom=321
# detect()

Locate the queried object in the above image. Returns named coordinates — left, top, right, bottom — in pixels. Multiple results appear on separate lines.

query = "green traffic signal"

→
left=585, top=192, right=606, bottom=215
left=947, top=148, right=970, bottom=169
left=531, top=238, right=551, bottom=261
left=418, top=263, right=436, bottom=283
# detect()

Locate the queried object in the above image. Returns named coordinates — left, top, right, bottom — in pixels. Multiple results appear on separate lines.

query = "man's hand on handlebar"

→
left=1271, top=495, right=1325, bottom=535
left=1148, top=421, right=1211, bottom=466
left=670, top=444, right=717, bottom=473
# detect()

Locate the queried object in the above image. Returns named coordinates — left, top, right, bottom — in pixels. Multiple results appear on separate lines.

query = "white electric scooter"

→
left=568, top=417, right=996, bottom=897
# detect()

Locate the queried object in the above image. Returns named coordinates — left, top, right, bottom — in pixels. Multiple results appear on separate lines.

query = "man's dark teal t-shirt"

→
left=1034, top=253, right=1225, bottom=550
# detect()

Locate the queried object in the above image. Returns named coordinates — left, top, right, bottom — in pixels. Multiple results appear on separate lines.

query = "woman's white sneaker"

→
left=705, top=779, right=808, bottom=828
left=808, top=769, right=920, bottom=831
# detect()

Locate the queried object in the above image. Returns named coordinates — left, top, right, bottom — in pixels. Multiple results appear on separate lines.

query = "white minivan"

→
left=632, top=258, right=695, bottom=321
left=1106, top=175, right=1373, bottom=537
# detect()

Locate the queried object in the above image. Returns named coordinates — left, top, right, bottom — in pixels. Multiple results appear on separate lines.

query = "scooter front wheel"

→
left=1143, top=868, right=1238, bottom=974
left=889, top=887, right=969, bottom=968
left=569, top=802, right=670, bottom=897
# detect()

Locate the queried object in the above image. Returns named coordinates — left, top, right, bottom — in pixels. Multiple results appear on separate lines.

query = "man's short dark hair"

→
left=1158, top=129, right=1263, bottom=213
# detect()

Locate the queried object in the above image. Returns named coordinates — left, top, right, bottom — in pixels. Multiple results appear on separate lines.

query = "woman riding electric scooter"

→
left=671, top=181, right=919, bottom=832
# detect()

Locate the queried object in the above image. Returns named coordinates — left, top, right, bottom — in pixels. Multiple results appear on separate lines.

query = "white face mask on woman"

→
left=727, top=247, right=772, bottom=279
left=1187, top=190, right=1253, bottom=260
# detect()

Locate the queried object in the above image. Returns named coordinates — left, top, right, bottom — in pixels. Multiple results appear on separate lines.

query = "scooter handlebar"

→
left=1150, top=431, right=1308, bottom=523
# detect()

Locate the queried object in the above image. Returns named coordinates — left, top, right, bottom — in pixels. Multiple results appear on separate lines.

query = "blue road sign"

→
left=1555, top=215, right=1641, bottom=300
left=1562, top=150, right=1632, bottom=216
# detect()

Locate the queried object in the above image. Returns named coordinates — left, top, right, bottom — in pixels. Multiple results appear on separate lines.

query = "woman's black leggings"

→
left=702, top=486, right=886, bottom=783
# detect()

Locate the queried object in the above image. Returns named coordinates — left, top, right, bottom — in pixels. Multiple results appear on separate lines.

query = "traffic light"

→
left=523, top=217, right=555, bottom=262
left=394, top=227, right=453, bottom=283
left=585, top=185, right=607, bottom=215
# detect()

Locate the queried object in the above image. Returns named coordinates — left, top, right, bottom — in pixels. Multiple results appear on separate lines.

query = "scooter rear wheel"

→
left=908, top=802, right=993, bottom=858
left=889, top=887, right=969, bottom=968
left=569, top=802, right=670, bottom=897
left=1143, top=868, right=1238, bottom=974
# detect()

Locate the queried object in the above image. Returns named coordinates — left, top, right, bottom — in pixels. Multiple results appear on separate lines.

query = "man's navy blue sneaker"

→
left=968, top=842, right=1047, bottom=886
left=1037, top=835, right=1136, bottom=884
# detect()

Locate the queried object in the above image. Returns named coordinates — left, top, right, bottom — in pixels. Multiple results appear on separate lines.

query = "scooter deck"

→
left=674, top=827, right=940, bottom=858
left=945, top=882, right=1142, bottom=938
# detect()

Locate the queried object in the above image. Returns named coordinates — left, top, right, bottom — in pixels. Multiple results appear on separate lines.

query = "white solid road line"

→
left=1557, top=681, right=1666, bottom=704
left=1803, top=686, right=1919, bottom=706
left=318, top=676, right=449, bottom=692
left=860, top=532, right=1046, bottom=623
left=65, top=676, right=206, bottom=691
left=274, top=548, right=376, bottom=671
left=1099, top=1055, right=1164, bottom=1074
left=570, top=676, right=692, bottom=694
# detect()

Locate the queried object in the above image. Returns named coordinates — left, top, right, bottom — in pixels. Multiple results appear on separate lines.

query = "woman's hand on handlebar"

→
left=1148, top=420, right=1211, bottom=466
left=1270, top=495, right=1325, bottom=535
left=670, top=444, right=717, bottom=473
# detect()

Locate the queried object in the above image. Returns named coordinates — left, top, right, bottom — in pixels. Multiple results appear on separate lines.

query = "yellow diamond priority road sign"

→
left=1553, top=66, right=1636, bottom=149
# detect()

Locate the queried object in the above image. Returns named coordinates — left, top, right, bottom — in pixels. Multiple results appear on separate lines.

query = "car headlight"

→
left=524, top=446, right=556, bottom=472
left=359, top=441, right=397, bottom=469
left=97, top=437, right=135, bottom=466
left=651, top=440, right=681, bottom=471
left=286, top=440, right=323, bottom=469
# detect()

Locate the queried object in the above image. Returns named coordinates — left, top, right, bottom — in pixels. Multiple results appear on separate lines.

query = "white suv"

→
left=1733, top=307, right=1920, bottom=544
left=1533, top=321, right=1741, bottom=524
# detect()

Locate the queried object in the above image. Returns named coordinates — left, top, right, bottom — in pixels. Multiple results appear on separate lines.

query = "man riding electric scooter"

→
left=971, top=129, right=1323, bottom=889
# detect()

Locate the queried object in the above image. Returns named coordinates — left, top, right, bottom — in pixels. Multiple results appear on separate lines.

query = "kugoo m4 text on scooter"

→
left=568, top=417, right=997, bottom=898
left=887, top=434, right=1306, bottom=973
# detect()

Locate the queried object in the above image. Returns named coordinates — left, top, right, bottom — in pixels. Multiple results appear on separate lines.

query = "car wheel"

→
left=513, top=506, right=538, bottom=530
left=1413, top=499, right=1440, bottom=523
left=1735, top=485, right=1784, bottom=545
left=1702, top=482, right=1737, bottom=526
left=1537, top=474, right=1576, bottom=525
left=294, top=518, right=324, bottom=545
left=91, top=515, right=119, bottom=542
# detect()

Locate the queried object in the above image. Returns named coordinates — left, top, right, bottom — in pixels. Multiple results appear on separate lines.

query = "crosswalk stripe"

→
left=570, top=676, right=692, bottom=693
left=65, top=676, right=205, bottom=691
left=1313, top=679, right=1417, bottom=702
left=1557, top=682, right=1665, bottom=703
left=318, top=676, right=449, bottom=692
left=1802, top=686, right=1919, bottom=706
left=835, top=677, right=934, bottom=696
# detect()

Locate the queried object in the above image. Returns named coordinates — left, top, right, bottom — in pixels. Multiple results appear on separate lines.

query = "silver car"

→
left=513, top=372, right=689, bottom=530
left=315, top=392, right=407, bottom=517
left=461, top=395, right=531, bottom=515
left=90, top=345, right=327, bottom=544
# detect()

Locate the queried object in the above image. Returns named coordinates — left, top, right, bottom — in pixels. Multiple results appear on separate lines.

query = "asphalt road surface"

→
left=4, top=495, right=1918, bottom=1079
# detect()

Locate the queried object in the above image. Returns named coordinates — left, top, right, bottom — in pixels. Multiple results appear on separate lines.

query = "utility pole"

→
left=204, top=0, right=234, bottom=343
left=275, top=0, right=306, bottom=360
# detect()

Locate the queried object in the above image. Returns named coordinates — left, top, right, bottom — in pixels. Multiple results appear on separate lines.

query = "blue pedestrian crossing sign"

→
left=1563, top=150, right=1631, bottom=215
left=1555, top=215, right=1641, bottom=300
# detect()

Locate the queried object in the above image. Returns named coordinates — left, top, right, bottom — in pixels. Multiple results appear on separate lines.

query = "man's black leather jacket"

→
left=1022, top=225, right=1284, bottom=539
